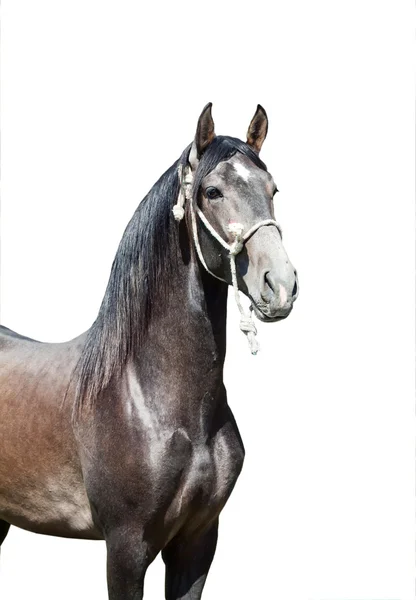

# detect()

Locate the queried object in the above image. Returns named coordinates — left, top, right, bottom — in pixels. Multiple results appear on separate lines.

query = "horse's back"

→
left=0, top=325, right=86, bottom=395
left=0, top=324, right=42, bottom=344
left=0, top=326, right=100, bottom=539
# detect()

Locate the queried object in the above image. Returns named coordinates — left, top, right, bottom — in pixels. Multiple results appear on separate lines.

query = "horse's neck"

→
left=129, top=257, right=228, bottom=427
left=140, top=258, right=228, bottom=376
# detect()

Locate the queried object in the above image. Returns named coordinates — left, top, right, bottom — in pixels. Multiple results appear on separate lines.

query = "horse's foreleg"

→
left=162, top=521, right=218, bottom=600
left=0, top=520, right=10, bottom=548
left=106, top=525, right=151, bottom=600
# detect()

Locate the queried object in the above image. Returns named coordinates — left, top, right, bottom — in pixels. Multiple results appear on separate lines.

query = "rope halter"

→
left=173, top=163, right=281, bottom=355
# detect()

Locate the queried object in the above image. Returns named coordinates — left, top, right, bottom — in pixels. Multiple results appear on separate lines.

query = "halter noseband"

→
left=173, top=163, right=281, bottom=355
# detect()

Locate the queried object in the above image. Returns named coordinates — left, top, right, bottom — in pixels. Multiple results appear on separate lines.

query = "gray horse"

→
left=0, top=104, right=298, bottom=599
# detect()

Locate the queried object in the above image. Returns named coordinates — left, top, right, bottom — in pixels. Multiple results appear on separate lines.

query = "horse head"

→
left=175, top=103, right=298, bottom=349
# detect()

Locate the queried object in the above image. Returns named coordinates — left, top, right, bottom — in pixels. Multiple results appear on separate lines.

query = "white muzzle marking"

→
left=278, top=284, right=287, bottom=308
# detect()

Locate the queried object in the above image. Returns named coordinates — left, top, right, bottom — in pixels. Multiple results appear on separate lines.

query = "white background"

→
left=1, top=1, right=414, bottom=599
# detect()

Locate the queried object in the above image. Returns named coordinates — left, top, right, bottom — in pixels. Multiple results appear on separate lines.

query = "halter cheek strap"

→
left=173, top=164, right=281, bottom=355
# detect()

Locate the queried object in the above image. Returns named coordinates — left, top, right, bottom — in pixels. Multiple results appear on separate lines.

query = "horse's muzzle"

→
left=254, top=268, right=298, bottom=320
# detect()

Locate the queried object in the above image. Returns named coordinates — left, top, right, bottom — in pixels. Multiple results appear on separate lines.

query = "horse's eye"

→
left=205, top=187, right=222, bottom=200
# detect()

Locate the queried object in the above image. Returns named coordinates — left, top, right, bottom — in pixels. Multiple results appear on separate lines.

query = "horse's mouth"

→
left=250, top=299, right=292, bottom=323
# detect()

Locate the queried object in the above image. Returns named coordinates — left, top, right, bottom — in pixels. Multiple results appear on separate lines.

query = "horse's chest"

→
left=164, top=426, right=244, bottom=534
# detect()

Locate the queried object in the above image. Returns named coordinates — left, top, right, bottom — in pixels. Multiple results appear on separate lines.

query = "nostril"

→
left=292, top=278, right=298, bottom=297
left=261, top=271, right=275, bottom=303
left=265, top=272, right=274, bottom=292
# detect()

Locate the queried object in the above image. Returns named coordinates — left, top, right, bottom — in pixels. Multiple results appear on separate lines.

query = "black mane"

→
left=74, top=136, right=267, bottom=409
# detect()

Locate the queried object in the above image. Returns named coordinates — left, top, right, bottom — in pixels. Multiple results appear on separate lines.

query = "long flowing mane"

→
left=74, top=136, right=267, bottom=410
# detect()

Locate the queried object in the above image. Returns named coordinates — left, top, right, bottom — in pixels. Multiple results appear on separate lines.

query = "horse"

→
left=0, top=103, right=298, bottom=599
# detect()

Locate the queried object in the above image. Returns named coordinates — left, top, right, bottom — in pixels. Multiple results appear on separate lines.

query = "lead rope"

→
left=227, top=222, right=259, bottom=354
left=173, top=164, right=280, bottom=355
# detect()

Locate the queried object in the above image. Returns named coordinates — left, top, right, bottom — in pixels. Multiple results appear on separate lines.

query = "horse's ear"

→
left=246, top=104, right=268, bottom=153
left=189, top=103, right=216, bottom=170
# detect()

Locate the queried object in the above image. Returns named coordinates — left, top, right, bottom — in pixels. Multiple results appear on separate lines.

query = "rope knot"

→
left=183, top=172, right=193, bottom=200
left=228, top=222, right=244, bottom=255
left=173, top=164, right=193, bottom=221
left=239, top=316, right=257, bottom=335
left=172, top=205, right=185, bottom=221
left=240, top=314, right=259, bottom=355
